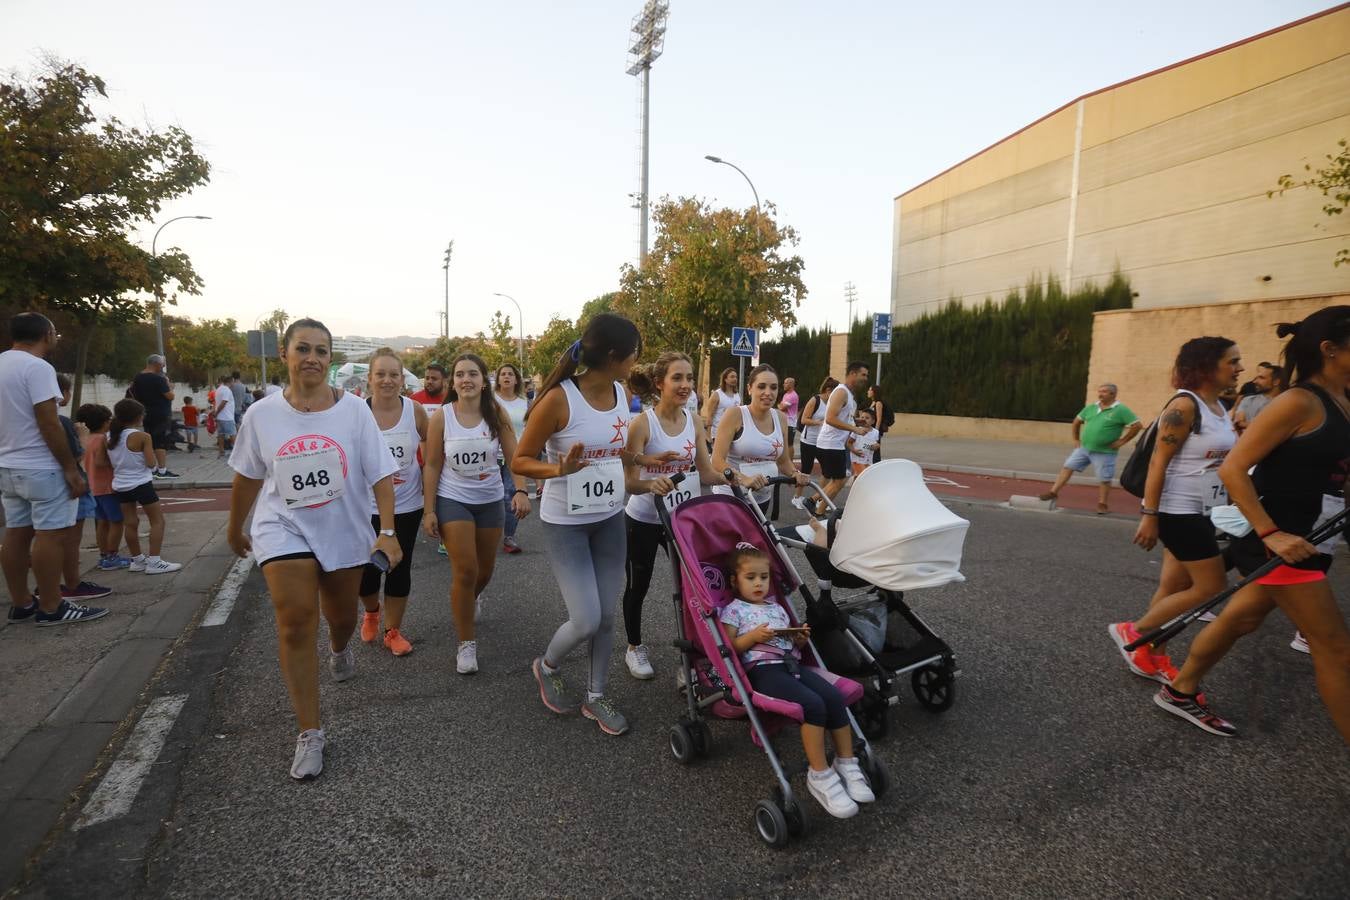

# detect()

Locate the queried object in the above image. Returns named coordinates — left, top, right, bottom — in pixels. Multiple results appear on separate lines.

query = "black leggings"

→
left=747, top=664, right=849, bottom=729
left=622, top=514, right=668, bottom=646
left=359, top=509, right=422, bottom=598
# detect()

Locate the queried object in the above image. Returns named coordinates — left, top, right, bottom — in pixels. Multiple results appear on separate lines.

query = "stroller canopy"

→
left=829, top=459, right=968, bottom=592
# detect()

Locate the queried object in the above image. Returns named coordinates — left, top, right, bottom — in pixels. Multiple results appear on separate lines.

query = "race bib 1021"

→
left=445, top=437, right=496, bottom=480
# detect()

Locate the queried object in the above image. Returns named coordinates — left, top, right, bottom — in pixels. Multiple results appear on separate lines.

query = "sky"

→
left=3, top=0, right=1336, bottom=342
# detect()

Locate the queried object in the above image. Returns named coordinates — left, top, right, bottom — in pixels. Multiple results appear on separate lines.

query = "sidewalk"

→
left=153, top=446, right=234, bottom=489
left=877, top=432, right=1114, bottom=488
left=0, top=509, right=240, bottom=889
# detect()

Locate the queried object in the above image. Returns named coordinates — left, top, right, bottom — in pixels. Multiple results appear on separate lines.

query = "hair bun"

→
left=1276, top=321, right=1301, bottom=338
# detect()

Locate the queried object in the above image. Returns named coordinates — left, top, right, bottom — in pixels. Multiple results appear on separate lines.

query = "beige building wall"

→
left=828, top=332, right=850, bottom=382
left=1086, top=293, right=1350, bottom=421
left=892, top=5, right=1350, bottom=324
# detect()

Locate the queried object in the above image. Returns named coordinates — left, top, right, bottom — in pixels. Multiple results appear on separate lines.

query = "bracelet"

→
left=512, top=489, right=528, bottom=497
left=1140, top=507, right=1158, bottom=516
left=1258, top=527, right=1280, bottom=539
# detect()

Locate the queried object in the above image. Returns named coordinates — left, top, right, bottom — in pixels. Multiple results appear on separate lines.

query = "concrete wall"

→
left=891, top=413, right=1065, bottom=444
left=892, top=5, right=1350, bottom=324
left=72, top=375, right=209, bottom=420
left=1086, top=293, right=1350, bottom=421
left=828, top=332, right=850, bottom=381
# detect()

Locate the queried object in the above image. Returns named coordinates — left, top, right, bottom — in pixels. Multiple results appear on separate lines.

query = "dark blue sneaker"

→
left=7, top=597, right=38, bottom=623
left=35, top=600, right=109, bottom=627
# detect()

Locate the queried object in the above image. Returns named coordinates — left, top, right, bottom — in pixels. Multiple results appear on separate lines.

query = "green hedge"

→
left=719, top=272, right=1130, bottom=422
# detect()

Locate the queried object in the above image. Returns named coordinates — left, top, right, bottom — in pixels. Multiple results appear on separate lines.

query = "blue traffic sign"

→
left=872, top=313, right=892, bottom=343
left=731, top=326, right=758, bottom=358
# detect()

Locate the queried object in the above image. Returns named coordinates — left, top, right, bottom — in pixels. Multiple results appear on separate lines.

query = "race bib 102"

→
left=660, top=476, right=701, bottom=511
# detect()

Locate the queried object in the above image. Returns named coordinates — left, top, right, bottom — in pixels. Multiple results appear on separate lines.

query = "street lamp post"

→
left=704, top=155, right=760, bottom=212
left=151, top=215, right=212, bottom=367
left=442, top=241, right=454, bottom=339
left=492, top=293, right=527, bottom=371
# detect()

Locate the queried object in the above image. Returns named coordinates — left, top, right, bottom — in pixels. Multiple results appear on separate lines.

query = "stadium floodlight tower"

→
left=626, top=0, right=669, bottom=263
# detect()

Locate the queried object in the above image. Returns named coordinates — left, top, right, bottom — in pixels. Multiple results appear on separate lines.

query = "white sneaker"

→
left=329, top=646, right=356, bottom=682
left=128, top=555, right=147, bottom=572
left=1291, top=631, right=1311, bottom=654
left=474, top=594, right=484, bottom=623
left=625, top=644, right=655, bottom=680
left=833, top=757, right=876, bottom=804
left=790, top=496, right=805, bottom=510
left=290, top=728, right=325, bottom=780
left=457, top=640, right=478, bottom=674
left=807, top=767, right=859, bottom=819
left=143, top=558, right=182, bottom=575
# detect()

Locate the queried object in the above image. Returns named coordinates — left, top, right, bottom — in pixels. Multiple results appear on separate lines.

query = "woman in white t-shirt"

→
left=711, top=363, right=808, bottom=513
left=701, top=367, right=740, bottom=444
left=619, top=351, right=728, bottom=680
left=494, top=363, right=531, bottom=554
left=513, top=313, right=643, bottom=736
left=357, top=349, right=428, bottom=658
left=226, top=319, right=401, bottom=782
left=422, top=353, right=531, bottom=676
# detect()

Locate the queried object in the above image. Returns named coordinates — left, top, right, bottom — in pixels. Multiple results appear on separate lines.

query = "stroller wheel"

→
left=859, top=749, right=892, bottom=799
left=773, top=787, right=808, bottom=838
left=854, top=688, right=890, bottom=739
left=753, top=799, right=790, bottom=848
left=911, top=664, right=956, bottom=712
left=669, top=721, right=696, bottom=765
left=690, top=719, right=712, bottom=758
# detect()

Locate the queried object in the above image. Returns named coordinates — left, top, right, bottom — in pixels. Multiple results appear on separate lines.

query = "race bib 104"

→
left=567, top=459, right=623, bottom=514
left=275, top=435, right=348, bottom=508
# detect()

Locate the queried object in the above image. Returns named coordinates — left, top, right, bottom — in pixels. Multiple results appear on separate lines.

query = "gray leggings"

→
left=541, top=512, right=627, bottom=697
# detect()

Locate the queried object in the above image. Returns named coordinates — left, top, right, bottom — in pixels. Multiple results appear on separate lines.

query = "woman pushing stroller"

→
left=719, top=543, right=875, bottom=818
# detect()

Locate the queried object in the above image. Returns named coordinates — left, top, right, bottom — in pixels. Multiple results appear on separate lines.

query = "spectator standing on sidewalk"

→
left=76, top=403, right=130, bottom=571
left=1039, top=383, right=1142, bottom=514
left=181, top=396, right=200, bottom=453
left=1231, top=362, right=1286, bottom=434
left=54, top=375, right=111, bottom=602
left=229, top=370, right=249, bottom=426
left=778, top=377, right=799, bottom=456
left=1, top=312, right=107, bottom=626
left=213, top=373, right=237, bottom=457
left=129, top=354, right=179, bottom=479
left=867, top=385, right=893, bottom=464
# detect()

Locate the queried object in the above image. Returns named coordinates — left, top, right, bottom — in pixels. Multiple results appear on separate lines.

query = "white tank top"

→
left=716, top=406, right=784, bottom=504
left=625, top=407, right=698, bottom=525
left=684, top=391, right=700, bottom=420
left=799, top=393, right=827, bottom=445
left=709, top=389, right=739, bottom=441
left=815, top=385, right=857, bottom=450
left=1159, top=390, right=1237, bottom=515
left=437, top=403, right=503, bottom=506
left=369, top=397, right=423, bottom=515
left=109, top=427, right=153, bottom=492
left=494, top=394, right=529, bottom=443
left=541, top=379, right=628, bottom=525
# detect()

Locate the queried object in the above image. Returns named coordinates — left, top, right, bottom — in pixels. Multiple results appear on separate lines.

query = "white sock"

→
left=147, top=555, right=162, bottom=565
left=808, top=766, right=833, bottom=780
left=835, top=756, right=856, bottom=766
left=132, top=554, right=145, bottom=562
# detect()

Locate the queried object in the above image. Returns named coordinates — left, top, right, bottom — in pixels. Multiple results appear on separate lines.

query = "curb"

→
left=910, top=461, right=1111, bottom=488
left=153, top=480, right=231, bottom=491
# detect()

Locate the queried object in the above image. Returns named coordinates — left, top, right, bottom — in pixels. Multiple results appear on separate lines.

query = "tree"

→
left=531, top=315, right=580, bottom=376
left=618, top=197, right=807, bottom=380
left=170, top=319, right=246, bottom=387
left=0, top=60, right=211, bottom=404
left=1271, top=138, right=1350, bottom=267
left=486, top=310, right=516, bottom=371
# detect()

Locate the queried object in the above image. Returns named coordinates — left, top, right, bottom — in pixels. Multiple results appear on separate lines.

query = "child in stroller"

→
left=719, top=542, right=875, bottom=820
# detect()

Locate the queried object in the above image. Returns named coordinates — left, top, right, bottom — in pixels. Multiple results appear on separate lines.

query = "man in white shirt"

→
left=265, top=376, right=283, bottom=396
left=214, top=374, right=237, bottom=457
left=1, top=313, right=107, bottom=626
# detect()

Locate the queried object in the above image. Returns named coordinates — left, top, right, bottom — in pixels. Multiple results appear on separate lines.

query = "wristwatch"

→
left=378, top=529, right=396, bottom=537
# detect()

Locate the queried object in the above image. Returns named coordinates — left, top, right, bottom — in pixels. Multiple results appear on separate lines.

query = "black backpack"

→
left=879, top=402, right=895, bottom=434
left=1119, top=393, right=1202, bottom=498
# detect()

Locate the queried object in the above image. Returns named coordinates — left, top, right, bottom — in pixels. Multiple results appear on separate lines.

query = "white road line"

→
left=201, top=555, right=254, bottom=627
left=77, top=694, right=188, bottom=829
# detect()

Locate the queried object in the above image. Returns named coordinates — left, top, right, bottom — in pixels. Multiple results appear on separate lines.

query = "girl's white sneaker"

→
left=807, top=767, right=859, bottom=818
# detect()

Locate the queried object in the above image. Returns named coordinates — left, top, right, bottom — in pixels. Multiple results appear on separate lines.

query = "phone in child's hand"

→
left=774, top=627, right=809, bottom=636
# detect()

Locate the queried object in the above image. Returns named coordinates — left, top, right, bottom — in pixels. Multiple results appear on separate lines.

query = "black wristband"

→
left=512, top=489, right=528, bottom=497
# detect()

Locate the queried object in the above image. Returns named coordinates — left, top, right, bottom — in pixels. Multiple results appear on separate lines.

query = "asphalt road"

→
left=20, top=495, right=1350, bottom=898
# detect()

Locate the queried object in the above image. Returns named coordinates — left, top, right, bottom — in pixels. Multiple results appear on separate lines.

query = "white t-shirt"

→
left=215, top=384, right=236, bottom=421
left=494, top=394, right=529, bottom=445
left=815, top=385, right=857, bottom=451
left=850, top=427, right=880, bottom=468
left=230, top=391, right=399, bottom=570
left=0, top=350, right=64, bottom=470
left=265, top=384, right=283, bottom=396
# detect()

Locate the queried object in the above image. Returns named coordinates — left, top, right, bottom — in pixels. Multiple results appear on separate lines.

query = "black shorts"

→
left=145, top=418, right=171, bottom=450
left=1157, top=513, right=1220, bottom=562
left=816, top=447, right=850, bottom=481
left=799, top=441, right=817, bottom=476
left=115, top=481, right=160, bottom=507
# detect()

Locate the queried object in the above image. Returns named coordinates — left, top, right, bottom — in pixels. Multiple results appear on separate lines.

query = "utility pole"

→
left=844, top=281, right=858, bottom=325
left=626, top=0, right=669, bottom=263
left=441, top=241, right=454, bottom=339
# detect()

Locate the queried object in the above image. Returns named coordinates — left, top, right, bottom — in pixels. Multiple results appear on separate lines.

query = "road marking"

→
left=158, top=497, right=213, bottom=507
left=201, top=556, right=254, bottom=627
left=923, top=473, right=970, bottom=489
left=77, top=694, right=188, bottom=829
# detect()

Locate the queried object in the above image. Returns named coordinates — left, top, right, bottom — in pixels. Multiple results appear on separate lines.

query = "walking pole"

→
left=1125, top=507, right=1350, bottom=651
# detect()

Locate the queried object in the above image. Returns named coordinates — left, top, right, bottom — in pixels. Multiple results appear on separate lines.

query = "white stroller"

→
left=775, top=459, right=970, bottom=736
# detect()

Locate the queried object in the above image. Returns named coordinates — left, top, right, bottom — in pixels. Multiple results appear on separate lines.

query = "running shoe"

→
left=63, top=581, right=112, bottom=601
left=625, top=644, right=655, bottom=680
left=160, top=469, right=181, bottom=479
left=144, top=558, right=182, bottom=575
left=1150, top=652, right=1180, bottom=685
left=1037, top=490, right=1058, bottom=502
left=502, top=536, right=522, bottom=554
left=35, top=600, right=109, bottom=627
left=290, top=728, right=325, bottom=780
left=456, top=640, right=478, bottom=674
left=833, top=757, right=876, bottom=804
left=581, top=696, right=630, bottom=736
left=128, top=555, right=147, bottom=573
left=383, top=628, right=412, bottom=656
left=790, top=496, right=805, bottom=510
left=98, top=555, right=131, bottom=571
left=330, top=645, right=356, bottom=682
left=807, top=767, right=859, bottom=818
left=1108, top=622, right=1167, bottom=683
left=1153, top=685, right=1237, bottom=736
left=360, top=610, right=380, bottom=643
left=437, top=543, right=447, bottom=556
left=7, top=598, right=38, bottom=623
left=532, top=657, right=580, bottom=714
left=1290, top=631, right=1311, bottom=654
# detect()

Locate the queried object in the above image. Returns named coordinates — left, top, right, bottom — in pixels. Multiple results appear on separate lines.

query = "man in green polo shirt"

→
left=1039, top=383, right=1142, bottom=514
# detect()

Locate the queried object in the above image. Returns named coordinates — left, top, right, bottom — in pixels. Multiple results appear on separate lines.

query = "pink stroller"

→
left=656, top=476, right=890, bottom=847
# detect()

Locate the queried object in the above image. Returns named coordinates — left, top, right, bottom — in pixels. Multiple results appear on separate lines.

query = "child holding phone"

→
left=718, top=543, right=873, bottom=819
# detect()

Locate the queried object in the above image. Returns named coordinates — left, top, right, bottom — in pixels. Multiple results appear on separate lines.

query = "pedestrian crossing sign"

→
left=731, top=326, right=757, bottom=358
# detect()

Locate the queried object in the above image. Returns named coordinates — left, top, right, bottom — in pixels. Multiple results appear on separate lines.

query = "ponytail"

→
left=1278, top=306, right=1350, bottom=384
left=627, top=350, right=690, bottom=403
left=109, top=398, right=144, bottom=450
left=527, top=313, right=642, bottom=420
